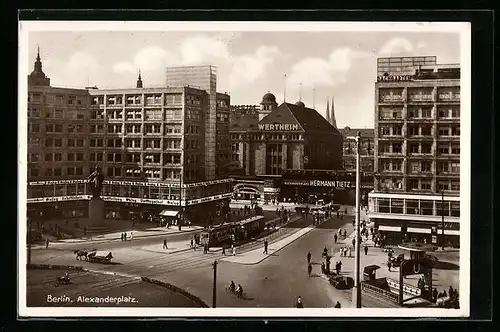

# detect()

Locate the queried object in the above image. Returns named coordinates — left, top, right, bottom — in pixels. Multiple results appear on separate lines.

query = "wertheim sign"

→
left=258, top=124, right=300, bottom=131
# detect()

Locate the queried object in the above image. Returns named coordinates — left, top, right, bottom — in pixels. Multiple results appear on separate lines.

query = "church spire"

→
left=326, top=98, right=330, bottom=123
left=28, top=46, right=50, bottom=86
left=136, top=70, right=143, bottom=88
left=330, top=96, right=337, bottom=128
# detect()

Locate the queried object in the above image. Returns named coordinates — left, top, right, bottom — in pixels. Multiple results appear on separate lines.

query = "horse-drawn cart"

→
left=87, top=251, right=113, bottom=264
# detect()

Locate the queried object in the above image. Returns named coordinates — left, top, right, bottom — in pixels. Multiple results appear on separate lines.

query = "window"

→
left=145, top=139, right=161, bottom=149
left=30, top=153, right=39, bottom=162
left=438, top=144, right=449, bottom=155
left=165, top=108, right=183, bottom=121
left=438, top=161, right=449, bottom=173
left=406, top=200, right=419, bottom=214
left=145, top=109, right=163, bottom=120
left=126, top=95, right=142, bottom=105
left=379, top=143, right=390, bottom=153
left=144, top=153, right=161, bottom=164
left=392, top=160, right=402, bottom=171
left=451, top=181, right=460, bottom=191
left=377, top=198, right=389, bottom=213
left=410, top=161, right=420, bottom=173
left=67, top=153, right=75, bottom=161
left=393, top=125, right=402, bottom=135
left=409, top=143, right=419, bottom=153
left=55, top=110, right=63, bottom=118
left=421, top=180, right=431, bottom=190
left=390, top=199, right=404, bottom=214
left=107, top=153, right=122, bottom=162
left=45, top=153, right=53, bottom=162
left=421, top=125, right=432, bottom=136
left=54, top=138, right=62, bottom=147
left=126, top=124, right=142, bottom=134
left=408, top=125, right=419, bottom=136
left=421, top=161, right=432, bottom=172
left=107, top=139, right=122, bottom=148
left=421, top=143, right=432, bottom=154
left=451, top=144, right=460, bottom=154
left=77, top=111, right=85, bottom=119
left=438, top=126, right=450, bottom=136
left=76, top=139, right=84, bottom=147
left=54, top=168, right=62, bottom=176
left=450, top=162, right=460, bottom=173
left=452, top=125, right=460, bottom=136
left=392, top=143, right=402, bottom=153
left=420, top=200, right=433, bottom=215
left=165, top=94, right=182, bottom=105
left=126, top=110, right=142, bottom=120
left=438, top=108, right=449, bottom=118
left=125, top=139, right=141, bottom=148
left=144, top=124, right=161, bottom=134
left=451, top=108, right=460, bottom=118
left=45, top=168, right=53, bottom=176
left=76, top=153, right=83, bottom=161
left=54, top=153, right=62, bottom=162
left=408, top=108, right=418, bottom=118
left=67, top=139, right=75, bottom=147
left=125, top=153, right=141, bottom=163
left=438, top=181, right=449, bottom=191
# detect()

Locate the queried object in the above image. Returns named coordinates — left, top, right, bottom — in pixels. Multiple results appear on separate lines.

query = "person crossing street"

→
left=307, top=251, right=311, bottom=264
left=263, top=240, right=268, bottom=254
left=307, top=262, right=312, bottom=277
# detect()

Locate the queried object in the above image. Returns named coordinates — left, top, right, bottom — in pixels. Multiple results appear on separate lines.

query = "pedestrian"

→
left=190, top=238, right=194, bottom=248
left=307, top=262, right=312, bottom=277
left=124, top=233, right=127, bottom=241
left=121, top=233, right=124, bottom=241
left=296, top=296, right=304, bottom=308
left=232, top=245, right=236, bottom=256
left=352, top=238, right=356, bottom=247
left=263, top=240, right=268, bottom=254
left=83, top=226, right=87, bottom=237
left=129, top=232, right=133, bottom=240
left=339, top=247, right=343, bottom=257
left=335, top=301, right=341, bottom=308
left=364, top=245, right=368, bottom=255
left=388, top=261, right=392, bottom=271
left=335, top=262, right=340, bottom=275
left=334, top=233, right=338, bottom=244
left=449, top=286, right=454, bottom=299
left=307, top=251, right=311, bottom=264
left=222, top=246, right=226, bottom=255
left=321, top=262, right=325, bottom=274
left=432, top=288, right=438, bottom=303
left=349, top=247, right=352, bottom=257
left=163, top=238, right=167, bottom=249
left=45, top=238, right=49, bottom=249
left=338, top=260, right=342, bottom=273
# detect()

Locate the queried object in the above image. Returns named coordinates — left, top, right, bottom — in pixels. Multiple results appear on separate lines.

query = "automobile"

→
left=329, top=275, right=349, bottom=289
left=424, top=254, right=439, bottom=267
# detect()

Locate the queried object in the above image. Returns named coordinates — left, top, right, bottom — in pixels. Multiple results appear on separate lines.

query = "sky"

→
left=25, top=26, right=462, bottom=129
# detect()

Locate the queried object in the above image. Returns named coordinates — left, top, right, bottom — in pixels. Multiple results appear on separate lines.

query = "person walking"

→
left=232, top=245, right=236, bottom=256
left=45, top=238, right=49, bottom=249
left=432, top=288, right=438, bottom=303
left=163, top=238, right=168, bottom=249
left=263, top=240, right=268, bottom=254
left=121, top=233, right=124, bottom=241
left=335, top=262, right=340, bottom=275
left=338, top=260, right=343, bottom=273
left=307, top=262, right=312, bottom=277
left=190, top=238, right=194, bottom=248
left=334, top=233, right=338, bottom=244
left=388, top=260, right=392, bottom=271
left=124, top=232, right=127, bottom=241
left=348, top=247, right=352, bottom=257
left=352, top=238, right=356, bottom=248
left=222, top=246, right=226, bottom=255
left=364, top=245, right=368, bottom=256
left=307, top=251, right=311, bottom=264
left=334, top=301, right=341, bottom=308
left=296, top=296, right=304, bottom=308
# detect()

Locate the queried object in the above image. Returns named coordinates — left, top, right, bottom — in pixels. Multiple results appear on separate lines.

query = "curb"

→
left=27, top=263, right=85, bottom=271
left=141, top=276, right=209, bottom=308
left=41, top=228, right=203, bottom=246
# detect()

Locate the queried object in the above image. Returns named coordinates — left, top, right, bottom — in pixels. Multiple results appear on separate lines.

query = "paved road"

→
left=31, top=211, right=395, bottom=308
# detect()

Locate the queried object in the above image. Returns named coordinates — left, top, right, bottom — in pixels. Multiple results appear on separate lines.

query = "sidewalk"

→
left=31, top=225, right=203, bottom=249
left=220, top=226, right=315, bottom=265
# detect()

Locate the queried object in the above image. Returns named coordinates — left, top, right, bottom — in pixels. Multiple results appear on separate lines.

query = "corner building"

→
left=27, top=54, right=232, bottom=225
left=368, top=56, right=461, bottom=247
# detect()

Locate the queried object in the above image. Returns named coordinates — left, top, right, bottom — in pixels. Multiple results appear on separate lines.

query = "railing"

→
left=361, top=282, right=400, bottom=303
left=386, top=278, right=422, bottom=297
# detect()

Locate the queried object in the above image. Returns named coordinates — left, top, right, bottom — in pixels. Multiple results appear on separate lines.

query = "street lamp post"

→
left=441, top=190, right=445, bottom=250
left=352, top=132, right=362, bottom=308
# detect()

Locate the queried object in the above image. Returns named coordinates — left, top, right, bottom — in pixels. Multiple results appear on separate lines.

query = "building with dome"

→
left=229, top=93, right=344, bottom=202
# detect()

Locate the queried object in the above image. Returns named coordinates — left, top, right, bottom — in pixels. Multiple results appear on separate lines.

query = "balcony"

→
left=437, top=93, right=460, bottom=103
left=407, top=94, right=434, bottom=103
left=379, top=95, right=404, bottom=103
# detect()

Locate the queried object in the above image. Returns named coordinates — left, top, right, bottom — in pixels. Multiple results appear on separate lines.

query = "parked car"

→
left=329, top=275, right=349, bottom=289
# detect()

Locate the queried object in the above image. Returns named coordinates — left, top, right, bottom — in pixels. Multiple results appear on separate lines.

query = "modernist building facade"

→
left=368, top=56, right=461, bottom=246
left=339, top=126, right=375, bottom=173
left=27, top=53, right=232, bottom=225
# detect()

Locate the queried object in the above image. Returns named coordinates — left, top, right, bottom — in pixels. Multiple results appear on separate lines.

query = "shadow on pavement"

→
left=433, top=261, right=460, bottom=270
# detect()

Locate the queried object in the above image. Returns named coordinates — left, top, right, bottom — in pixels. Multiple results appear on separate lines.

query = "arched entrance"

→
left=233, top=184, right=261, bottom=201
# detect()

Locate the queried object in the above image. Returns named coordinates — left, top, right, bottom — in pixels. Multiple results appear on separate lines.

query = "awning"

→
left=159, top=209, right=180, bottom=217
left=378, top=225, right=401, bottom=232
left=407, top=227, right=432, bottom=234
left=363, top=265, right=380, bottom=274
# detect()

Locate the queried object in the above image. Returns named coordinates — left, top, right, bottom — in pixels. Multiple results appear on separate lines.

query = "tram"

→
left=199, top=215, right=266, bottom=247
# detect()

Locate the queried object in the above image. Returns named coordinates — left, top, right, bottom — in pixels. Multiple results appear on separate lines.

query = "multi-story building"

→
left=339, top=126, right=375, bottom=173
left=27, top=53, right=232, bottom=225
left=368, top=56, right=461, bottom=247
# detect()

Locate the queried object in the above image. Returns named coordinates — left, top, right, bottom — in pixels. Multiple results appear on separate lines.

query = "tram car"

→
left=200, top=222, right=238, bottom=247
left=199, top=215, right=266, bottom=247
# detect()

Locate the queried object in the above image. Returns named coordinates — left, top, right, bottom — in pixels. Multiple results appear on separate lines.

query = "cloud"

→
left=288, top=47, right=369, bottom=88
left=378, top=37, right=414, bottom=55
left=43, top=51, right=104, bottom=87
left=228, top=45, right=281, bottom=88
left=180, top=35, right=230, bottom=65
left=113, top=62, right=135, bottom=73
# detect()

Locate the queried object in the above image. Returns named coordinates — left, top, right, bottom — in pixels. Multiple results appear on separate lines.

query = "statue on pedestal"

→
left=87, top=166, right=104, bottom=199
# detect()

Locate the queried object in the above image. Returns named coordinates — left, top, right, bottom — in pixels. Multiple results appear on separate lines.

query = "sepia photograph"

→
left=18, top=21, right=470, bottom=317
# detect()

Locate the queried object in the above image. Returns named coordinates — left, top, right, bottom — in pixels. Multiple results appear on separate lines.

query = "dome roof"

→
left=261, top=92, right=276, bottom=104
left=295, top=101, right=305, bottom=107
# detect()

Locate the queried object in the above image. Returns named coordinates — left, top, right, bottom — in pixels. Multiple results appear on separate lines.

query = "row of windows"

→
left=29, top=137, right=184, bottom=149
left=29, top=93, right=86, bottom=105
left=378, top=160, right=459, bottom=174
left=379, top=107, right=460, bottom=120
left=91, top=94, right=184, bottom=106
left=378, top=142, right=460, bottom=155
left=377, top=178, right=460, bottom=192
left=28, top=108, right=86, bottom=119
left=373, top=197, right=460, bottom=217
left=380, top=124, right=460, bottom=137
left=89, top=109, right=185, bottom=121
